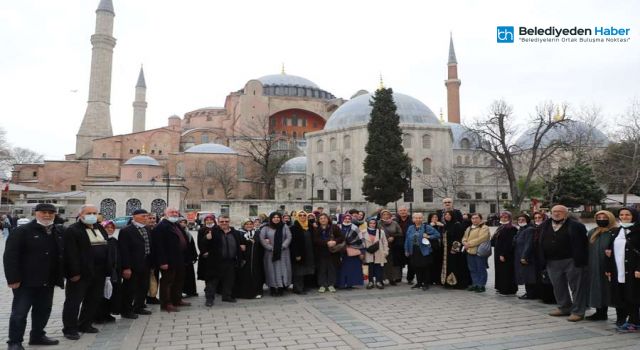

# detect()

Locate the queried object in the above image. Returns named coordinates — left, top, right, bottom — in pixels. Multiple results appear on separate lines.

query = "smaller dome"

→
left=279, top=156, right=307, bottom=174
left=124, top=155, right=160, bottom=166
left=185, top=143, right=237, bottom=154
left=515, top=120, right=609, bottom=149
left=169, top=115, right=181, bottom=119
left=448, top=123, right=481, bottom=150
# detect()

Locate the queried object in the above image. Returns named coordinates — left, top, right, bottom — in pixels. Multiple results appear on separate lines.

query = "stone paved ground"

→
left=1, top=236, right=639, bottom=350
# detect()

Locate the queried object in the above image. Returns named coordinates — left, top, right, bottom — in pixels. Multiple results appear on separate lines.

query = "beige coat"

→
left=363, top=229, right=389, bottom=265
left=462, top=224, right=490, bottom=255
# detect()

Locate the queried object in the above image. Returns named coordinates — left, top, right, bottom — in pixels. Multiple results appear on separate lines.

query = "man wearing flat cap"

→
left=4, top=203, right=65, bottom=349
left=118, top=209, right=153, bottom=318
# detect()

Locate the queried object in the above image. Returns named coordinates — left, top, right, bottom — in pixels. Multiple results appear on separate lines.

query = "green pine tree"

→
left=362, top=87, right=411, bottom=206
left=550, top=163, right=605, bottom=208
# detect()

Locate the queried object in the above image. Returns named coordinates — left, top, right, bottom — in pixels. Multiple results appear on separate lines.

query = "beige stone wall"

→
left=87, top=158, right=121, bottom=178
left=39, top=161, right=87, bottom=192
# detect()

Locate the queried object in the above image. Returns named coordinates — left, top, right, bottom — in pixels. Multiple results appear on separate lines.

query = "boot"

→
left=586, top=307, right=608, bottom=321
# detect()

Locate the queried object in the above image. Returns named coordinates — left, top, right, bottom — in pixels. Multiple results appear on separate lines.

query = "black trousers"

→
left=407, top=265, right=415, bottom=282
left=205, top=261, right=235, bottom=300
left=159, top=267, right=185, bottom=306
left=8, top=286, right=54, bottom=344
left=183, top=263, right=198, bottom=296
left=62, top=271, right=104, bottom=334
left=415, top=266, right=430, bottom=286
left=614, top=282, right=640, bottom=324
left=96, top=281, right=121, bottom=321
left=122, top=264, right=150, bottom=313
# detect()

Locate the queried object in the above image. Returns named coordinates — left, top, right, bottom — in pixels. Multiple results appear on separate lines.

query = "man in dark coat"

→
left=436, top=198, right=464, bottom=224
left=118, top=209, right=153, bottom=318
left=538, top=205, right=588, bottom=322
left=395, top=207, right=413, bottom=284
left=62, top=204, right=113, bottom=340
left=197, top=215, right=243, bottom=306
left=4, top=203, right=64, bottom=349
left=153, top=208, right=191, bottom=312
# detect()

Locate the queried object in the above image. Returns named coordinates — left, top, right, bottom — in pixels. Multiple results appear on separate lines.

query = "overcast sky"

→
left=1, top=0, right=638, bottom=159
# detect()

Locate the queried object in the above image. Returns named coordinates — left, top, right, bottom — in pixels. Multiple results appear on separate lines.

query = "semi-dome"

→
left=515, top=120, right=609, bottom=149
left=124, top=155, right=160, bottom=166
left=258, top=74, right=319, bottom=89
left=324, top=92, right=439, bottom=131
left=448, top=123, right=481, bottom=150
left=278, top=156, right=307, bottom=174
left=185, top=143, right=237, bottom=154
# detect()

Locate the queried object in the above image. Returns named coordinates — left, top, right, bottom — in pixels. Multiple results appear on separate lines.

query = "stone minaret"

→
left=445, top=33, right=461, bottom=124
left=132, top=66, right=147, bottom=133
left=75, top=0, right=116, bottom=158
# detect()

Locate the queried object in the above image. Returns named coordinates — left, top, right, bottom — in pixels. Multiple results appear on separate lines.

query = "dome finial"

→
left=281, top=63, right=286, bottom=75
left=553, top=106, right=564, bottom=121
left=378, top=73, right=385, bottom=90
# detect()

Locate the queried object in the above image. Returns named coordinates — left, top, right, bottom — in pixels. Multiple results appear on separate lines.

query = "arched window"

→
left=329, top=138, right=337, bottom=151
left=281, top=178, right=287, bottom=188
left=206, top=161, right=215, bottom=176
left=201, top=134, right=209, bottom=143
left=422, top=158, right=432, bottom=175
left=150, top=199, right=166, bottom=217
left=422, top=134, right=432, bottom=149
left=237, top=163, right=245, bottom=179
left=402, top=134, right=412, bottom=149
left=456, top=156, right=462, bottom=165
left=472, top=156, right=478, bottom=166
left=460, top=138, right=471, bottom=149
left=475, top=171, right=482, bottom=184
left=465, top=156, right=470, bottom=165
left=317, top=139, right=324, bottom=153
left=330, top=160, right=337, bottom=175
left=292, top=131, right=298, bottom=139
left=176, top=161, right=185, bottom=177
left=343, top=135, right=351, bottom=149
left=100, top=198, right=116, bottom=220
left=343, top=158, right=351, bottom=175
left=317, top=161, right=324, bottom=177
left=125, top=198, right=142, bottom=216
left=458, top=173, right=465, bottom=184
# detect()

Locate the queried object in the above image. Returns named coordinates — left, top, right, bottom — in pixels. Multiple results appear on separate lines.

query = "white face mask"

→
left=518, top=223, right=527, bottom=227
left=167, top=216, right=179, bottom=223
left=534, top=220, right=543, bottom=226
left=82, top=214, right=98, bottom=225
left=206, top=223, right=214, bottom=228
left=471, top=225, right=477, bottom=229
left=37, top=219, right=53, bottom=227
left=620, top=222, right=634, bottom=228
left=500, top=220, right=510, bottom=225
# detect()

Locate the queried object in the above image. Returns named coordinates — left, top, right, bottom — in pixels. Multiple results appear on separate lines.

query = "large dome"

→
left=448, top=123, right=481, bottom=149
left=124, top=155, right=160, bottom=166
left=185, top=143, right=237, bottom=154
left=515, top=120, right=609, bottom=149
left=258, top=74, right=319, bottom=89
left=324, top=92, right=439, bottom=131
left=278, top=156, right=307, bottom=174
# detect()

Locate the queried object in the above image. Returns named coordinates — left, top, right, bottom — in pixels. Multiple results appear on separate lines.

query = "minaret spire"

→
left=445, top=33, right=461, bottom=124
left=75, top=0, right=117, bottom=158
left=132, top=65, right=148, bottom=133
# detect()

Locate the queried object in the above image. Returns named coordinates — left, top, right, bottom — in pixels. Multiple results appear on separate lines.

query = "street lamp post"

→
left=310, top=173, right=315, bottom=211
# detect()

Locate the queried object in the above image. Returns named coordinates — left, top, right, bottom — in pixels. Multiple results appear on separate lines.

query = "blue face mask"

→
left=620, top=222, right=634, bottom=228
left=167, top=216, right=179, bottom=223
left=82, top=214, right=98, bottom=225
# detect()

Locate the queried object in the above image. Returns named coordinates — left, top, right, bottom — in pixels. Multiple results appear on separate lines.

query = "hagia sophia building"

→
left=12, top=0, right=607, bottom=220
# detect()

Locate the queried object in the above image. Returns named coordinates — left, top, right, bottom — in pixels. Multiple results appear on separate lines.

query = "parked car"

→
left=113, top=216, right=132, bottom=229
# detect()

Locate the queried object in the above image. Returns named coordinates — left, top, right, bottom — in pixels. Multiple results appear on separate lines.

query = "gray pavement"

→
left=1, top=231, right=638, bottom=350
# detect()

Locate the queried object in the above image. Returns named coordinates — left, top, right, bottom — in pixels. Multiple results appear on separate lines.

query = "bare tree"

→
left=465, top=100, right=569, bottom=209
left=10, top=147, right=44, bottom=164
left=0, top=128, right=44, bottom=177
left=189, top=159, right=214, bottom=200
left=211, top=161, right=236, bottom=199
left=418, top=167, right=465, bottom=200
left=326, top=151, right=352, bottom=211
left=596, top=99, right=640, bottom=205
left=236, top=114, right=295, bottom=199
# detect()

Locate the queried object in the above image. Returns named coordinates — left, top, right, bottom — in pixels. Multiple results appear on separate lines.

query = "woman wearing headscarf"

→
left=605, top=207, right=640, bottom=331
left=462, top=213, right=491, bottom=293
left=514, top=213, right=537, bottom=300
left=290, top=211, right=315, bottom=294
left=491, top=211, right=518, bottom=295
left=234, top=219, right=265, bottom=299
left=337, top=214, right=365, bottom=289
left=531, top=212, right=555, bottom=304
left=405, top=213, right=440, bottom=291
left=364, top=217, right=388, bottom=289
left=440, top=210, right=470, bottom=289
left=427, top=213, right=444, bottom=286
left=282, top=213, right=293, bottom=227
left=260, top=212, right=292, bottom=297
left=313, top=213, right=344, bottom=293
left=178, top=218, right=199, bottom=298
left=95, top=220, right=120, bottom=323
left=379, top=209, right=404, bottom=286
left=585, top=210, right=617, bottom=320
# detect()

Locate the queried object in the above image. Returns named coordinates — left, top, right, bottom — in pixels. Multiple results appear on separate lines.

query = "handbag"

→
left=477, top=239, right=492, bottom=257
left=366, top=241, right=380, bottom=254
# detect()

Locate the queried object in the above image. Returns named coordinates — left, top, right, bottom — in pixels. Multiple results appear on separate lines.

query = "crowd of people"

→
left=2, top=199, right=640, bottom=350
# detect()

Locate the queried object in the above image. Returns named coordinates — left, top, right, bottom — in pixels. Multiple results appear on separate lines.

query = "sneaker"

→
left=255, top=295, right=262, bottom=299
left=617, top=323, right=638, bottom=333
left=366, top=282, right=374, bottom=290
left=411, top=284, right=422, bottom=289
left=375, top=282, right=384, bottom=290
left=205, top=300, right=214, bottom=307
left=328, top=286, right=336, bottom=293
left=318, top=286, right=326, bottom=293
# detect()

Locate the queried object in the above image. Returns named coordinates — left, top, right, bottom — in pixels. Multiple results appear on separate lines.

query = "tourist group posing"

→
left=4, top=200, right=640, bottom=349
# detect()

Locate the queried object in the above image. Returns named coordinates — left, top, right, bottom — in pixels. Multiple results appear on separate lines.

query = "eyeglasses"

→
left=219, top=221, right=230, bottom=223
